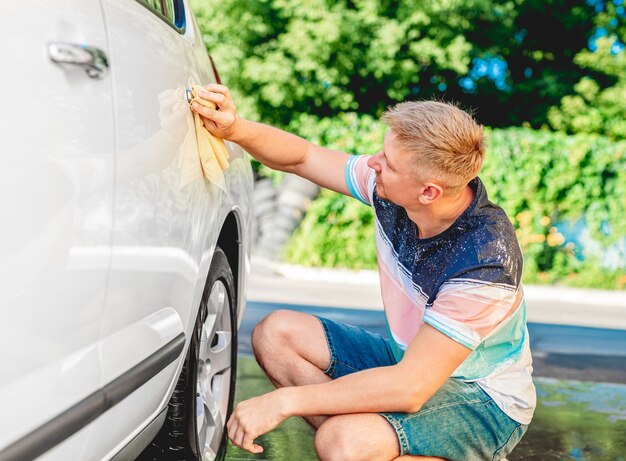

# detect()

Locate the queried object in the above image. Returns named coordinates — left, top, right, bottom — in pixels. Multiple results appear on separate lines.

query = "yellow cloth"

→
left=179, top=84, right=230, bottom=190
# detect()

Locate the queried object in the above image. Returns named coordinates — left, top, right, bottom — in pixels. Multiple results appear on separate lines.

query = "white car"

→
left=0, top=1, right=253, bottom=460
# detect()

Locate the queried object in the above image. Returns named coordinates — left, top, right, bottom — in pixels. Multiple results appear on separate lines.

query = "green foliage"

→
left=548, top=38, right=626, bottom=139
left=483, top=128, right=626, bottom=288
left=283, top=119, right=626, bottom=289
left=287, top=112, right=387, bottom=154
left=191, top=0, right=599, bottom=128
left=189, top=0, right=626, bottom=288
left=191, top=0, right=480, bottom=123
left=282, top=189, right=378, bottom=270
left=547, top=2, right=626, bottom=139
left=483, top=128, right=626, bottom=245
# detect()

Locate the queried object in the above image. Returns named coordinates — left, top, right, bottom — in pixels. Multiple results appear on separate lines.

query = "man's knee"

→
left=315, top=417, right=360, bottom=461
left=252, top=309, right=331, bottom=373
left=251, top=310, right=298, bottom=360
left=315, top=414, right=401, bottom=461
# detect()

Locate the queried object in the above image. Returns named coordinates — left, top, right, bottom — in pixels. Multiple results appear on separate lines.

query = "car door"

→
left=0, top=1, right=114, bottom=460
left=90, top=0, right=222, bottom=457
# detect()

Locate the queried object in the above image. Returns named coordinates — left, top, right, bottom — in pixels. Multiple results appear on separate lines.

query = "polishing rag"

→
left=179, top=84, right=230, bottom=190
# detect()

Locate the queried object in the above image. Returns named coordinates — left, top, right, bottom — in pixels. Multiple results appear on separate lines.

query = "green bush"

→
left=283, top=119, right=626, bottom=290
left=548, top=37, right=626, bottom=140
left=283, top=190, right=378, bottom=270
left=191, top=0, right=602, bottom=129
left=483, top=128, right=626, bottom=288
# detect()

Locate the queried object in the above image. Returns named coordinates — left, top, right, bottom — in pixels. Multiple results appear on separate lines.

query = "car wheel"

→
left=141, top=247, right=237, bottom=461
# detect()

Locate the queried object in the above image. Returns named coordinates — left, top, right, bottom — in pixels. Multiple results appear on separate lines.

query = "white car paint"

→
left=0, top=0, right=253, bottom=459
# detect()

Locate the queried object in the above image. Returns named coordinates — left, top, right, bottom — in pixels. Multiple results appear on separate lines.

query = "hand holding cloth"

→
left=179, top=83, right=230, bottom=190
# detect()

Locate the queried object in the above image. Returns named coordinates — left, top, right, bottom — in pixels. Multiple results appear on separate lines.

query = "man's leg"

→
left=251, top=309, right=332, bottom=428
left=314, top=414, right=445, bottom=461
left=253, top=312, right=446, bottom=460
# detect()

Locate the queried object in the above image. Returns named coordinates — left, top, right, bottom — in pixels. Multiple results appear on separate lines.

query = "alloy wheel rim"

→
left=195, top=280, right=232, bottom=461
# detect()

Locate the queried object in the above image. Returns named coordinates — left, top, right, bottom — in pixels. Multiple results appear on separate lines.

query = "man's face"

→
left=367, top=131, right=423, bottom=207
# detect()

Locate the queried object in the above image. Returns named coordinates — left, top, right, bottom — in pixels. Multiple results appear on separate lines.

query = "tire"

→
left=140, top=247, right=237, bottom=461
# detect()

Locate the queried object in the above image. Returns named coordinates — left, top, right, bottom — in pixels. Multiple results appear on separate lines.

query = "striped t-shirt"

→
left=345, top=155, right=536, bottom=425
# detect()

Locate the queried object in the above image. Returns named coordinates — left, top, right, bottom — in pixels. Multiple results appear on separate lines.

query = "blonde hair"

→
left=381, top=101, right=485, bottom=196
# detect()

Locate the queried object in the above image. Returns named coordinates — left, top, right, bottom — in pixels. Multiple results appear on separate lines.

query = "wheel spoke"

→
left=208, top=408, right=224, bottom=456
left=202, top=445, right=219, bottom=461
left=198, top=320, right=215, bottom=362
left=208, top=283, right=226, bottom=321
left=200, top=398, right=219, bottom=460
left=202, top=446, right=217, bottom=461
left=214, top=369, right=231, bottom=421
left=196, top=382, right=209, bottom=451
left=209, top=331, right=232, bottom=377
left=203, top=389, right=219, bottom=417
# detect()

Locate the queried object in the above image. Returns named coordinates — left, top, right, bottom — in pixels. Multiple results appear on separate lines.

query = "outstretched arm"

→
left=190, top=84, right=352, bottom=196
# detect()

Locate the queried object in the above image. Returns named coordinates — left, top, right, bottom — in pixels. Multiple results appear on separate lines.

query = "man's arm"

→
left=226, top=323, right=472, bottom=453
left=285, top=324, right=472, bottom=415
left=190, top=84, right=352, bottom=196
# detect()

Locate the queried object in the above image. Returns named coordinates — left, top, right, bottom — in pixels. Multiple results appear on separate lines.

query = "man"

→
left=191, top=84, right=535, bottom=461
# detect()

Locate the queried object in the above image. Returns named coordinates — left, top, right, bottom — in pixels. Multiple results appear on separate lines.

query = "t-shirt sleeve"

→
left=344, top=155, right=376, bottom=206
left=422, top=267, right=524, bottom=350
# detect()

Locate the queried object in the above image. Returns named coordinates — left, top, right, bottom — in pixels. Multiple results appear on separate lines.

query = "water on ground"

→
left=225, top=358, right=626, bottom=461
left=225, top=302, right=626, bottom=461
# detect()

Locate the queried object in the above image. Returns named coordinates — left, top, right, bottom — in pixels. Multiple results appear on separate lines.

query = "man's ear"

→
left=418, top=182, right=444, bottom=204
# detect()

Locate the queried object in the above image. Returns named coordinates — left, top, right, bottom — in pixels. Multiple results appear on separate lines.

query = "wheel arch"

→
left=216, top=208, right=244, bottom=315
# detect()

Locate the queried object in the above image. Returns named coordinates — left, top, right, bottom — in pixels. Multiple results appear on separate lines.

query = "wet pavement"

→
left=225, top=301, right=626, bottom=461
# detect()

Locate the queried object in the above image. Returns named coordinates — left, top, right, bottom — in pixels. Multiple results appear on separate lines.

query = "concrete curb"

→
left=248, top=257, right=626, bottom=330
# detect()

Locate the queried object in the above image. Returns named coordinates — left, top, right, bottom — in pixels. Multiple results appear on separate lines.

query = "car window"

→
left=137, top=0, right=186, bottom=33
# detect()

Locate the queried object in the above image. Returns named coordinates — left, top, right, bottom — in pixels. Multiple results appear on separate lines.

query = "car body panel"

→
left=0, top=0, right=115, bottom=457
left=90, top=0, right=253, bottom=458
left=95, top=0, right=204, bottom=453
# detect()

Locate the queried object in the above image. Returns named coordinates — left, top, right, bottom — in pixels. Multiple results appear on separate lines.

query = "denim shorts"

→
left=315, top=315, right=528, bottom=461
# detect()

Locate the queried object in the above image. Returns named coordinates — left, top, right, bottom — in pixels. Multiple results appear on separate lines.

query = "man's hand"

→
left=226, top=389, right=291, bottom=454
left=189, top=83, right=353, bottom=197
left=190, top=84, right=242, bottom=141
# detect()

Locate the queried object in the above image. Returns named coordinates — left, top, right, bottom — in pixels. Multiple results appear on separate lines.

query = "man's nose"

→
left=367, top=152, right=382, bottom=172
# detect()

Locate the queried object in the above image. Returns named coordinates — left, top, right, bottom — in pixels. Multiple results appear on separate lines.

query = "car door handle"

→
left=48, top=42, right=109, bottom=79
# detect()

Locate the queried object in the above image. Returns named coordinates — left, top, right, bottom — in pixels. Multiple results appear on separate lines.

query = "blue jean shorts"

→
left=315, top=315, right=528, bottom=461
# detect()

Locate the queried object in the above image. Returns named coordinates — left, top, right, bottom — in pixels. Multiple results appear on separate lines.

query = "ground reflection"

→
left=226, top=357, right=626, bottom=461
